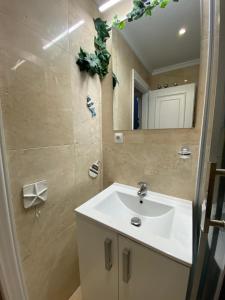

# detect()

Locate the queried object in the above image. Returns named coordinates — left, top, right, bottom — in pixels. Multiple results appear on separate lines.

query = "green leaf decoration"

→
left=112, top=15, right=126, bottom=30
left=76, top=18, right=111, bottom=80
left=160, top=0, right=170, bottom=8
left=127, top=0, right=145, bottom=22
left=144, top=6, right=152, bottom=16
left=112, top=0, right=179, bottom=30
left=94, top=18, right=111, bottom=41
left=112, top=72, right=119, bottom=89
left=76, top=1, right=179, bottom=80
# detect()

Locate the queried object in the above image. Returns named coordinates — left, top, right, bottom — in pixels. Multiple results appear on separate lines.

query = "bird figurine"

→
left=87, top=96, right=96, bottom=117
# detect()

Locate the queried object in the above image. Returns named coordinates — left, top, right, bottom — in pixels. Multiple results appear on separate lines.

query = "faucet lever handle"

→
left=137, top=181, right=148, bottom=188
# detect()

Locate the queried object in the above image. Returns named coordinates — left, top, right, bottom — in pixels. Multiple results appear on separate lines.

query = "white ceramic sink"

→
left=75, top=183, right=192, bottom=266
left=94, top=191, right=175, bottom=239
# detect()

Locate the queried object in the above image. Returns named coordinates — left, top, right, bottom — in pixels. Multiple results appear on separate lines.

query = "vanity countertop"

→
left=75, top=183, right=192, bottom=267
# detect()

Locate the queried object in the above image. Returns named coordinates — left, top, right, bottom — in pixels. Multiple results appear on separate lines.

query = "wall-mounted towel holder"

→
left=178, top=146, right=192, bottom=159
left=89, top=161, right=101, bottom=178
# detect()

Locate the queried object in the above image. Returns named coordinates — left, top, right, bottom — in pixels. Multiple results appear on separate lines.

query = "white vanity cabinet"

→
left=118, top=235, right=190, bottom=300
left=77, top=215, right=118, bottom=300
left=77, top=215, right=190, bottom=300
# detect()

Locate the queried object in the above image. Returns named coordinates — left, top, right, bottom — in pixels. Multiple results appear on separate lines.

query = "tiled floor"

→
left=69, top=287, right=82, bottom=300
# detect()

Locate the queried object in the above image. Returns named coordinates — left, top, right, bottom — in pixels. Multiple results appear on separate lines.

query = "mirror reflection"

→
left=112, top=0, right=200, bottom=130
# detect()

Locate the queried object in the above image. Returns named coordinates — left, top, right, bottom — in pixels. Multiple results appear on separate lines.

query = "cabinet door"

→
left=119, top=235, right=190, bottom=300
left=77, top=215, right=118, bottom=300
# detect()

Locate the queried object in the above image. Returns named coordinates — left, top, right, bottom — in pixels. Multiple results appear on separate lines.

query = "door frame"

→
left=189, top=0, right=225, bottom=298
left=0, top=106, right=28, bottom=300
left=131, top=69, right=150, bottom=130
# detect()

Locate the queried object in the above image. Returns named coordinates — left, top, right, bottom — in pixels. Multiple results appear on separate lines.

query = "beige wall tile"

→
left=69, top=287, right=82, bottom=300
left=0, top=0, right=69, bottom=51
left=0, top=0, right=102, bottom=299
left=71, top=71, right=102, bottom=145
left=74, top=142, right=102, bottom=204
left=103, top=143, right=199, bottom=200
left=69, top=0, right=99, bottom=55
left=22, top=225, right=80, bottom=300
left=3, top=101, right=74, bottom=149
left=7, top=146, right=77, bottom=258
left=0, top=12, right=75, bottom=149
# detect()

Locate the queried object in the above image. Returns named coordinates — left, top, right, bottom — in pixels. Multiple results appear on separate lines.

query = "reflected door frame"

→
left=131, top=69, right=150, bottom=130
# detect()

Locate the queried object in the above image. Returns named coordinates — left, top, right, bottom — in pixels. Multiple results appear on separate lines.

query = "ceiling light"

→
left=99, top=0, right=122, bottom=12
left=43, top=20, right=85, bottom=50
left=179, top=27, right=186, bottom=36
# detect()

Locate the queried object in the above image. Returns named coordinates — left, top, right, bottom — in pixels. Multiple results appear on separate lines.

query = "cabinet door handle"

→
left=104, top=238, right=112, bottom=271
left=123, top=248, right=131, bottom=283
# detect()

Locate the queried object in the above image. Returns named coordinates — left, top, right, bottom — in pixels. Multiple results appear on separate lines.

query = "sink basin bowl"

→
left=75, top=183, right=192, bottom=266
left=95, top=191, right=173, bottom=217
left=94, top=191, right=175, bottom=239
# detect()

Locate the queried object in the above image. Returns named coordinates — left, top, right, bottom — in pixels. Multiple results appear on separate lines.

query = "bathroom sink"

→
left=94, top=191, right=175, bottom=239
left=95, top=191, right=173, bottom=217
left=75, top=183, right=192, bottom=266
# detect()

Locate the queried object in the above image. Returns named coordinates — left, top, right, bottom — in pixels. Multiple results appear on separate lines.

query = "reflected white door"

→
left=149, top=83, right=195, bottom=129
left=155, top=93, right=185, bottom=128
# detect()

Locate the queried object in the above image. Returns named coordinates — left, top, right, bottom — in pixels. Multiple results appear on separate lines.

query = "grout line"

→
left=7, top=144, right=75, bottom=152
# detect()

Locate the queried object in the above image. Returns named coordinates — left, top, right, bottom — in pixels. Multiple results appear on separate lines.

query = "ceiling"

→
left=115, top=0, right=201, bottom=72
left=121, top=0, right=200, bottom=72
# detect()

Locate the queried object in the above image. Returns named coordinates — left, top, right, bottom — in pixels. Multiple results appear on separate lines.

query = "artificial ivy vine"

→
left=112, top=72, right=119, bottom=89
left=76, top=0, right=179, bottom=81
left=112, top=0, right=179, bottom=30
left=76, top=18, right=111, bottom=79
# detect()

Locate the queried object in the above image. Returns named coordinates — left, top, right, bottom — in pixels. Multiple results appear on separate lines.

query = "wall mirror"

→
left=112, top=0, right=200, bottom=131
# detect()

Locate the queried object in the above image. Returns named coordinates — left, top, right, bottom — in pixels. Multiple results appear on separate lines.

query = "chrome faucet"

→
left=137, top=182, right=148, bottom=199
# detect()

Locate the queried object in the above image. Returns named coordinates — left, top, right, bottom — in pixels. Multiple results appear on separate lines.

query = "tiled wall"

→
left=0, top=0, right=211, bottom=299
left=0, top=0, right=102, bottom=299
left=102, top=0, right=206, bottom=201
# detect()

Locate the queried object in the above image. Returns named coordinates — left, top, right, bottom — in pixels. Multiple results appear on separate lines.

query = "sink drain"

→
left=131, top=217, right=141, bottom=227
